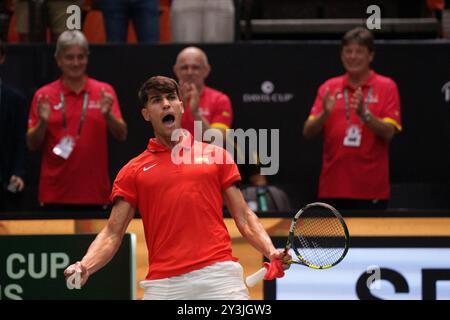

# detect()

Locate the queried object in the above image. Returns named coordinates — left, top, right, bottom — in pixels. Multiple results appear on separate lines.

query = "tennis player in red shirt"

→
left=64, top=76, right=289, bottom=299
left=303, top=27, right=402, bottom=210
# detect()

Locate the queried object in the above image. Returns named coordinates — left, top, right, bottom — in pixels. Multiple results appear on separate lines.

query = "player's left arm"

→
left=223, top=185, right=287, bottom=262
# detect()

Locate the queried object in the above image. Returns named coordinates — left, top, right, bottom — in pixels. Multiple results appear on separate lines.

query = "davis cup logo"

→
left=243, top=81, right=294, bottom=103
left=261, top=81, right=275, bottom=94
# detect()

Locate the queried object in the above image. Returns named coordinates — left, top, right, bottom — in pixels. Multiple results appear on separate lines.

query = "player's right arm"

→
left=64, top=198, right=135, bottom=287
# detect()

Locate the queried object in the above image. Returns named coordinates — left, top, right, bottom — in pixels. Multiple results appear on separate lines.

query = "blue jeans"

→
left=101, top=0, right=160, bottom=43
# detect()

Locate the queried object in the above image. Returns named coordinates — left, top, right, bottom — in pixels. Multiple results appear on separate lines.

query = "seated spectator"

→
left=241, top=184, right=292, bottom=213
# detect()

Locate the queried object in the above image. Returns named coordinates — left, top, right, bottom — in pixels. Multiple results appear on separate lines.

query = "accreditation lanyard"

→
left=60, top=92, right=89, bottom=138
left=343, top=86, right=372, bottom=122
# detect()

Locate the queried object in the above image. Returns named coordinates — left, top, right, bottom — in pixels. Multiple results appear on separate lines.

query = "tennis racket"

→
left=246, top=202, right=349, bottom=287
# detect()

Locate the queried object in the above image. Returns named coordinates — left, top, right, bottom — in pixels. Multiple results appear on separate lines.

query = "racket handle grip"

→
left=245, top=267, right=267, bottom=287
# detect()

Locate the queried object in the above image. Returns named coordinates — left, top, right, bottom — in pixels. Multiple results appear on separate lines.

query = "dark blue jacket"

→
left=0, top=81, right=27, bottom=187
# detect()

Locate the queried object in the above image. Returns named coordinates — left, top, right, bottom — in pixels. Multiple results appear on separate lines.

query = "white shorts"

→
left=140, top=261, right=250, bottom=300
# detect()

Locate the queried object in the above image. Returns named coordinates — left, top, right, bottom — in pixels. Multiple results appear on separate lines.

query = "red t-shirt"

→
left=308, top=71, right=402, bottom=200
left=110, top=132, right=241, bottom=280
left=181, top=86, right=233, bottom=136
left=28, top=77, right=123, bottom=205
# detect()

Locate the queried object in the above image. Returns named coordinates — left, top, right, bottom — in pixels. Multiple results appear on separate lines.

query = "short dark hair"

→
left=342, top=27, right=374, bottom=52
left=138, top=76, right=181, bottom=108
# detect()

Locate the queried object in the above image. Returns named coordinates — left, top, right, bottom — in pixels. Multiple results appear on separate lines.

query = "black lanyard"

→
left=344, top=86, right=372, bottom=122
left=60, top=92, right=89, bottom=138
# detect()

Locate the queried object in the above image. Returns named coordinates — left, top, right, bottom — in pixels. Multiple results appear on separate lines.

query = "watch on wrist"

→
left=361, top=110, right=372, bottom=123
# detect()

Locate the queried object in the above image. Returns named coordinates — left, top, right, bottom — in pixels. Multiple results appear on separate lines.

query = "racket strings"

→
left=293, top=210, right=347, bottom=267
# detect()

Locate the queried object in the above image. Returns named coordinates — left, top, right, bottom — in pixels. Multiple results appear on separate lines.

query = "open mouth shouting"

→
left=162, top=113, right=176, bottom=128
